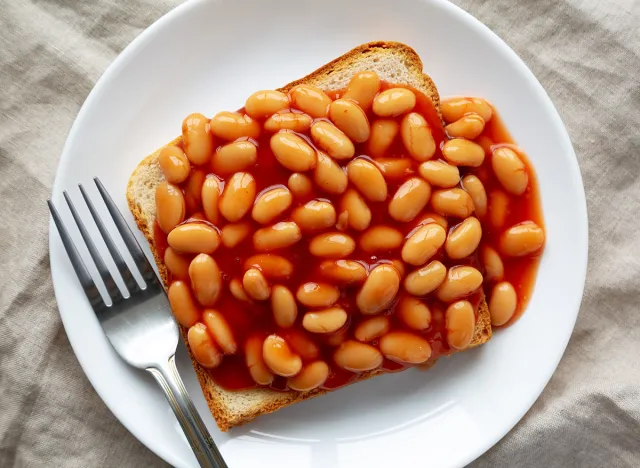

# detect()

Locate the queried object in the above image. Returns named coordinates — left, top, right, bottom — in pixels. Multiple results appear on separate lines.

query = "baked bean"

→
left=329, top=99, right=370, bottom=143
left=347, top=158, right=387, bottom=202
left=271, top=285, right=298, bottom=328
left=401, top=223, right=446, bottom=266
left=354, top=316, right=390, bottom=342
left=404, top=260, right=447, bottom=296
left=492, top=147, right=529, bottom=195
left=244, top=254, right=293, bottom=280
left=309, top=232, right=355, bottom=258
left=334, top=340, right=383, bottom=371
left=159, top=146, right=190, bottom=184
left=342, top=71, right=381, bottom=111
left=285, top=330, right=320, bottom=361
left=245, top=335, right=274, bottom=385
left=445, top=217, right=482, bottom=259
left=488, top=190, right=510, bottom=228
left=415, top=212, right=449, bottom=231
left=182, top=113, right=213, bottom=165
left=229, top=278, right=251, bottom=303
left=445, top=300, right=475, bottom=350
left=314, top=152, right=348, bottom=194
left=391, top=259, right=406, bottom=278
left=262, top=334, right=303, bottom=377
left=201, top=177, right=220, bottom=225
left=431, top=188, right=475, bottom=218
left=418, top=160, right=460, bottom=188
left=220, top=221, right=251, bottom=248
left=210, top=111, right=260, bottom=141
left=202, top=309, right=237, bottom=354
left=302, top=307, right=348, bottom=334
left=271, top=131, right=317, bottom=171
left=264, top=112, right=313, bottom=133
left=292, top=200, right=336, bottom=232
left=289, top=85, right=332, bottom=118
left=482, top=246, right=504, bottom=282
left=164, top=247, right=190, bottom=281
left=167, top=223, right=220, bottom=254
left=287, top=361, right=329, bottom=392
left=436, top=266, right=483, bottom=302
left=374, top=157, right=413, bottom=181
left=168, top=281, right=200, bottom=327
left=310, top=121, right=355, bottom=160
left=219, top=172, right=256, bottom=222
left=211, top=141, right=257, bottom=176
left=388, top=177, right=432, bottom=222
left=340, top=189, right=371, bottom=231
left=367, top=119, right=399, bottom=157
left=359, top=226, right=404, bottom=253
left=357, top=264, right=400, bottom=315
left=253, top=221, right=302, bottom=251
left=500, top=221, right=545, bottom=256
left=441, top=97, right=493, bottom=123
left=187, top=323, right=222, bottom=368
left=243, top=268, right=271, bottom=301
left=188, top=254, right=222, bottom=307
left=445, top=113, right=485, bottom=139
left=461, top=175, right=487, bottom=218
left=288, top=173, right=313, bottom=198
left=401, top=112, right=436, bottom=161
left=335, top=211, right=349, bottom=231
left=319, top=259, right=367, bottom=284
left=380, top=331, right=432, bottom=364
left=442, top=139, right=485, bottom=167
left=155, top=182, right=185, bottom=233
left=296, top=282, right=340, bottom=308
left=252, top=187, right=293, bottom=224
left=183, top=169, right=206, bottom=214
left=397, top=296, right=432, bottom=330
left=245, top=90, right=289, bottom=119
left=489, top=281, right=518, bottom=326
left=372, top=88, right=416, bottom=117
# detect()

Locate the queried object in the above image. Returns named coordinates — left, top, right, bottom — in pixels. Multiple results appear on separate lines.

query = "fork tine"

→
left=93, top=177, right=158, bottom=284
left=63, top=191, right=124, bottom=305
left=78, top=184, right=141, bottom=295
left=48, top=199, right=105, bottom=311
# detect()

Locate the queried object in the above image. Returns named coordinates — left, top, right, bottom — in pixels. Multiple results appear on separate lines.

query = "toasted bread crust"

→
left=276, top=41, right=442, bottom=122
left=126, top=41, right=491, bottom=431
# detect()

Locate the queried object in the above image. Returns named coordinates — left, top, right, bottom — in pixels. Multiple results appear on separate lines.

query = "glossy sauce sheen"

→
left=474, top=116, right=544, bottom=320
left=154, top=83, right=544, bottom=391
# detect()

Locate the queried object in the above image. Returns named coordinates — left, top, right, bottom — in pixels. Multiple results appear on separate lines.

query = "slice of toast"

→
left=127, top=41, right=492, bottom=431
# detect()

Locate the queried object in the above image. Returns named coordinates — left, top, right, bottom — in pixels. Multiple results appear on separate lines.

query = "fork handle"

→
left=147, top=356, right=228, bottom=468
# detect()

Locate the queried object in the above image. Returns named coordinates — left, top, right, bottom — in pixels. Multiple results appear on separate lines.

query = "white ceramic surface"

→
left=48, top=0, right=588, bottom=466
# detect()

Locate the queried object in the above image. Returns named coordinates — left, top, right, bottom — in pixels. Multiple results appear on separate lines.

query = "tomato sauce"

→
left=153, top=82, right=544, bottom=391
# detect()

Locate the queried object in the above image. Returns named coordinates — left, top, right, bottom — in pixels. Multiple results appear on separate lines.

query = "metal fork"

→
left=48, top=177, right=228, bottom=468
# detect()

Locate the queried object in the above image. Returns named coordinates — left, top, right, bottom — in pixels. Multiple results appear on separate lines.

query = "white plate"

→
left=49, top=0, right=588, bottom=466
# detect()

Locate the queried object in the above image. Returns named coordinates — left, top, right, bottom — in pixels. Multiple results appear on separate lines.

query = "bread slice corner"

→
left=126, top=41, right=491, bottom=431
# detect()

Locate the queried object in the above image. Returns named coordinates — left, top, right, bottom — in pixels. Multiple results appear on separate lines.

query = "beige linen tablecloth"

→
left=1, top=0, right=639, bottom=466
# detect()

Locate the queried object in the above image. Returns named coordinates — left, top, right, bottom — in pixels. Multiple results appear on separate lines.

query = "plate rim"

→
left=48, top=0, right=589, bottom=466
left=48, top=1, right=205, bottom=466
